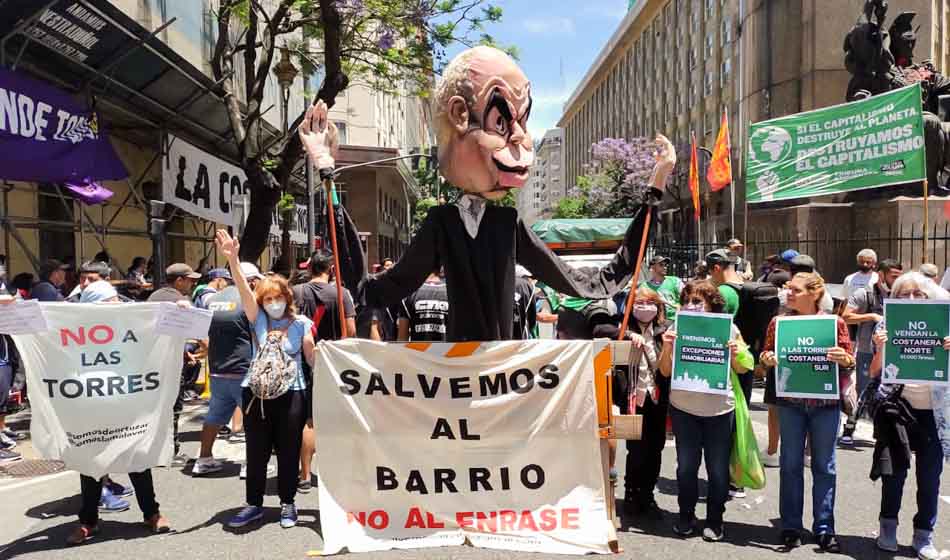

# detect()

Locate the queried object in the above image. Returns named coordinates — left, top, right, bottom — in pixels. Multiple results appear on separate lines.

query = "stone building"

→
left=517, top=128, right=565, bottom=225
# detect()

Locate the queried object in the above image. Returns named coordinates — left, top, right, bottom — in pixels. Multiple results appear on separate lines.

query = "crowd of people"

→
left=0, top=237, right=947, bottom=559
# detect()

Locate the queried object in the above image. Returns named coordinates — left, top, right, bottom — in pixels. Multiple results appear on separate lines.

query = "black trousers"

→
left=623, top=376, right=670, bottom=503
left=172, top=361, right=202, bottom=455
left=79, top=471, right=159, bottom=526
left=242, top=388, right=306, bottom=507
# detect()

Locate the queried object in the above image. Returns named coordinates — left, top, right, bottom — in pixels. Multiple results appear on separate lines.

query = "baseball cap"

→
left=206, top=268, right=232, bottom=281
left=39, top=259, right=69, bottom=279
left=240, top=262, right=264, bottom=280
left=80, top=280, right=118, bottom=303
left=165, top=263, right=201, bottom=279
left=726, top=238, right=743, bottom=247
left=780, top=249, right=800, bottom=263
left=705, top=249, right=737, bottom=266
left=649, top=255, right=671, bottom=266
left=789, top=254, right=817, bottom=273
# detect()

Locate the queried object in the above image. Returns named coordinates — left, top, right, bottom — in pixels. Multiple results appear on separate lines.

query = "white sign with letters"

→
left=163, top=134, right=248, bottom=226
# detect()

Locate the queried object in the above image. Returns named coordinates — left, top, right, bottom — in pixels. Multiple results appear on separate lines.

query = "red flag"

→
left=707, top=109, right=732, bottom=192
left=689, top=132, right=701, bottom=221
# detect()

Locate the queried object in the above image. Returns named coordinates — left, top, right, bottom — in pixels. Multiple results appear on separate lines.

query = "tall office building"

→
left=518, top=128, right=565, bottom=225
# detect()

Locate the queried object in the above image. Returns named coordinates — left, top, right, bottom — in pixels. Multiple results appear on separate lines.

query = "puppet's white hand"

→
left=299, top=100, right=339, bottom=170
left=650, top=134, right=676, bottom=191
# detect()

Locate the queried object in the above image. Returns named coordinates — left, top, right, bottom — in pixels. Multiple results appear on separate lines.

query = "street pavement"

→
left=1, top=390, right=949, bottom=560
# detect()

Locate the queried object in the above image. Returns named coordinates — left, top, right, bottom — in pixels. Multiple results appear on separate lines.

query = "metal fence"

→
left=651, top=222, right=950, bottom=283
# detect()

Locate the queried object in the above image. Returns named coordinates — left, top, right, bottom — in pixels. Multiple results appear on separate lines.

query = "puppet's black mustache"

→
left=493, top=159, right=528, bottom=173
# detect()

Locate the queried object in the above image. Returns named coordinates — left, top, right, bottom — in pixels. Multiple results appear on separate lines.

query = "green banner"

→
left=775, top=316, right=839, bottom=400
left=883, top=300, right=950, bottom=385
left=746, top=84, right=926, bottom=203
left=672, top=311, right=734, bottom=395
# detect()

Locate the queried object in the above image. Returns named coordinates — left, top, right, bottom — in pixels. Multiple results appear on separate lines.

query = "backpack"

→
left=729, top=282, right=780, bottom=358
left=246, top=320, right=298, bottom=414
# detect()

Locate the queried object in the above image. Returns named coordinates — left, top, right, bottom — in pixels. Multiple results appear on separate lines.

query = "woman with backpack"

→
left=759, top=272, right=855, bottom=552
left=867, top=272, right=950, bottom=560
left=217, top=230, right=316, bottom=530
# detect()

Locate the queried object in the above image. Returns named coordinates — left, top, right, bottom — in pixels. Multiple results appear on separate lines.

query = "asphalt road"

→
left=1, top=391, right=948, bottom=560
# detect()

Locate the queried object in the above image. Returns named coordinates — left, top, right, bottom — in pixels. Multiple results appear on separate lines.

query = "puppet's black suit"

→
left=359, top=188, right=661, bottom=342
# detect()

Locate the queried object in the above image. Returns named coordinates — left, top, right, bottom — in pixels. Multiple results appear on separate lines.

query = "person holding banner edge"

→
left=867, top=271, right=950, bottom=560
left=216, top=230, right=316, bottom=530
left=658, top=279, right=752, bottom=542
left=760, top=272, right=855, bottom=552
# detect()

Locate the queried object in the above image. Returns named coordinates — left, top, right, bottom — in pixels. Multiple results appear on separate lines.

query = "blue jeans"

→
left=881, top=408, right=944, bottom=531
left=778, top=404, right=840, bottom=535
left=671, top=407, right=734, bottom=525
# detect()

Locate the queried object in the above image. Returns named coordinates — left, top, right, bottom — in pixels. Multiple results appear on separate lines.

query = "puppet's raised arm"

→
left=360, top=207, right=441, bottom=308
left=516, top=188, right=660, bottom=300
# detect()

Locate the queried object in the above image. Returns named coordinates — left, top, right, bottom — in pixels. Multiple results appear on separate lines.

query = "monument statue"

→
left=844, top=0, right=950, bottom=192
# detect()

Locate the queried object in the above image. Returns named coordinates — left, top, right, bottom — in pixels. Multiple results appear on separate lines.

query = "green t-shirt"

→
left=718, top=283, right=740, bottom=317
left=640, top=276, right=683, bottom=322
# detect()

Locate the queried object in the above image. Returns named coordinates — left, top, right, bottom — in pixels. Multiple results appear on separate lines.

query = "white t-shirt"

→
left=843, top=270, right=878, bottom=300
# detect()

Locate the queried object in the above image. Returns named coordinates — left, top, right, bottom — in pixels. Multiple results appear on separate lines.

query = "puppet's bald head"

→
left=435, top=46, right=534, bottom=200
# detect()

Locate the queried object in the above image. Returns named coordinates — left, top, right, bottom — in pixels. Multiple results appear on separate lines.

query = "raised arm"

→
left=360, top=208, right=440, bottom=308
left=216, top=229, right=259, bottom=324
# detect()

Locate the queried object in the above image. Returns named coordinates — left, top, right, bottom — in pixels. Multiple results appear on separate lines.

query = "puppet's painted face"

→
left=441, top=49, right=534, bottom=200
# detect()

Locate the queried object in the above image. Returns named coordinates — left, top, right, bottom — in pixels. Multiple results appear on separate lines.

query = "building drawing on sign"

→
left=674, top=370, right=720, bottom=392
left=776, top=366, right=794, bottom=393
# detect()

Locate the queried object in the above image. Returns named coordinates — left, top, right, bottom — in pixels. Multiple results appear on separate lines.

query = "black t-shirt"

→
left=205, top=286, right=253, bottom=375
left=293, top=281, right=355, bottom=341
left=512, top=276, right=537, bottom=339
left=398, top=280, right=449, bottom=341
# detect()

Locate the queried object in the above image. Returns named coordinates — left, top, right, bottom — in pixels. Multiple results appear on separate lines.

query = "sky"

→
left=443, top=0, right=629, bottom=138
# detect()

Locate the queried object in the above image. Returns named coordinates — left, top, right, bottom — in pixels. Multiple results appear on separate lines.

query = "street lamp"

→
left=273, top=47, right=299, bottom=134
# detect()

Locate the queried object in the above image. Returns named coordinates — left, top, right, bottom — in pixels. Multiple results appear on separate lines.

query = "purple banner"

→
left=0, top=66, right=127, bottom=182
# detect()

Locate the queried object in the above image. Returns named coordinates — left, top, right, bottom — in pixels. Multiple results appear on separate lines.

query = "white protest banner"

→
left=163, top=134, right=248, bottom=226
left=313, top=339, right=614, bottom=555
left=4, top=303, right=198, bottom=478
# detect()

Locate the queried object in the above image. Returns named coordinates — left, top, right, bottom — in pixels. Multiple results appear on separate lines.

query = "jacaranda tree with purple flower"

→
left=555, top=137, right=656, bottom=219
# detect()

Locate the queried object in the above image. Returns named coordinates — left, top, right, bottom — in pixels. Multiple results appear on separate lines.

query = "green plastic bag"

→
left=729, top=367, right=766, bottom=490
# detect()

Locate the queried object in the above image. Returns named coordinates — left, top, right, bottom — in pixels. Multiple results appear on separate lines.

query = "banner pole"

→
left=618, top=211, right=653, bottom=340
left=727, top=106, right=735, bottom=235
left=923, top=179, right=930, bottom=263
left=324, top=177, right=348, bottom=338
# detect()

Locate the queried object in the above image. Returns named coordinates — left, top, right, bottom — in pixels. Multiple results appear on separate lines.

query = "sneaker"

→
left=145, top=513, right=171, bottom=534
left=171, top=453, right=189, bottom=467
left=0, top=448, right=22, bottom=464
left=728, top=484, right=746, bottom=499
left=672, top=517, right=697, bottom=537
left=227, top=505, right=264, bottom=528
left=192, top=457, right=224, bottom=476
left=217, top=426, right=233, bottom=438
left=1, top=428, right=26, bottom=441
left=280, top=503, right=298, bottom=528
left=761, top=451, right=780, bottom=468
left=0, top=432, right=16, bottom=450
left=239, top=463, right=247, bottom=480
left=702, top=524, right=725, bottom=542
left=839, top=434, right=854, bottom=446
left=298, top=479, right=312, bottom=494
left=99, top=488, right=130, bottom=513
left=183, top=390, right=200, bottom=402
left=66, top=524, right=99, bottom=546
left=781, top=529, right=803, bottom=550
left=105, top=480, right=134, bottom=498
left=227, top=431, right=246, bottom=444
left=913, top=529, right=940, bottom=560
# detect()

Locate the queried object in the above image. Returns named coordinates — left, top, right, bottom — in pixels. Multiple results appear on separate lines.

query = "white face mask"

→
left=264, top=300, right=287, bottom=319
left=682, top=302, right=705, bottom=312
left=633, top=305, right=658, bottom=323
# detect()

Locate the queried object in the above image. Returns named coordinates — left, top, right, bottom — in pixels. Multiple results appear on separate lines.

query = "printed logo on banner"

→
left=313, top=339, right=615, bottom=555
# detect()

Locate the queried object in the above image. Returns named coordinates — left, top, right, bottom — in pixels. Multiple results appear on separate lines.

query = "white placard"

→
left=0, top=300, right=48, bottom=334
left=313, top=339, right=614, bottom=555
left=154, top=303, right=213, bottom=339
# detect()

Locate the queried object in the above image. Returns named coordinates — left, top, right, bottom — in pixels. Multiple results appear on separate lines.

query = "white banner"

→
left=163, top=134, right=247, bottom=226
left=5, top=303, right=200, bottom=478
left=313, top=339, right=614, bottom=555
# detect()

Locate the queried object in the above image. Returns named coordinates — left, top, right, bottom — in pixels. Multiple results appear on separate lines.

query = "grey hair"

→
left=890, top=271, right=949, bottom=300
left=919, top=262, right=939, bottom=279
left=856, top=248, right=878, bottom=262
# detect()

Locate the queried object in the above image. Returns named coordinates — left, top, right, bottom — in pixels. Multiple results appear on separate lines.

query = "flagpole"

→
left=727, top=106, right=735, bottom=235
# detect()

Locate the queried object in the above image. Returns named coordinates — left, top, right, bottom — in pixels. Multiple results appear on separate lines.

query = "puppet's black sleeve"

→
left=517, top=187, right=661, bottom=300
left=359, top=208, right=440, bottom=308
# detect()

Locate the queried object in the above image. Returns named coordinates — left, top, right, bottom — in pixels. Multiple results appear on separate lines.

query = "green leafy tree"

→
left=211, top=0, right=506, bottom=261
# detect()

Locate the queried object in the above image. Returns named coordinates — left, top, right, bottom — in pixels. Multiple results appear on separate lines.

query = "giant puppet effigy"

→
left=299, top=46, right=676, bottom=341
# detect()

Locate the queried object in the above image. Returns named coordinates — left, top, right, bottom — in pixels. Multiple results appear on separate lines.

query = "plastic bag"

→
left=730, top=369, right=766, bottom=490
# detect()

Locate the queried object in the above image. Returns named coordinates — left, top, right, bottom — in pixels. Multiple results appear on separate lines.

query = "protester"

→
left=397, top=270, right=449, bottom=342
left=757, top=254, right=780, bottom=282
left=726, top=239, right=754, bottom=281
left=843, top=248, right=879, bottom=299
left=658, top=280, right=752, bottom=541
left=919, top=262, right=939, bottom=280
left=765, top=249, right=798, bottom=288
left=47, top=281, right=172, bottom=545
left=512, top=265, right=538, bottom=339
left=192, top=263, right=264, bottom=477
left=840, top=258, right=902, bottom=444
left=11, top=273, right=33, bottom=299
left=148, top=263, right=203, bottom=466
left=292, top=250, right=355, bottom=493
left=218, top=230, right=316, bottom=529
left=65, top=261, right=114, bottom=302
left=760, top=272, right=855, bottom=551
left=194, top=268, right=233, bottom=309
left=787, top=254, right=834, bottom=312
left=31, top=259, right=68, bottom=301
left=126, top=257, right=147, bottom=285
left=0, top=328, right=22, bottom=465
left=704, top=249, right=742, bottom=317
left=640, top=256, right=683, bottom=322
left=598, top=288, right=670, bottom=519
left=868, top=272, right=949, bottom=560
